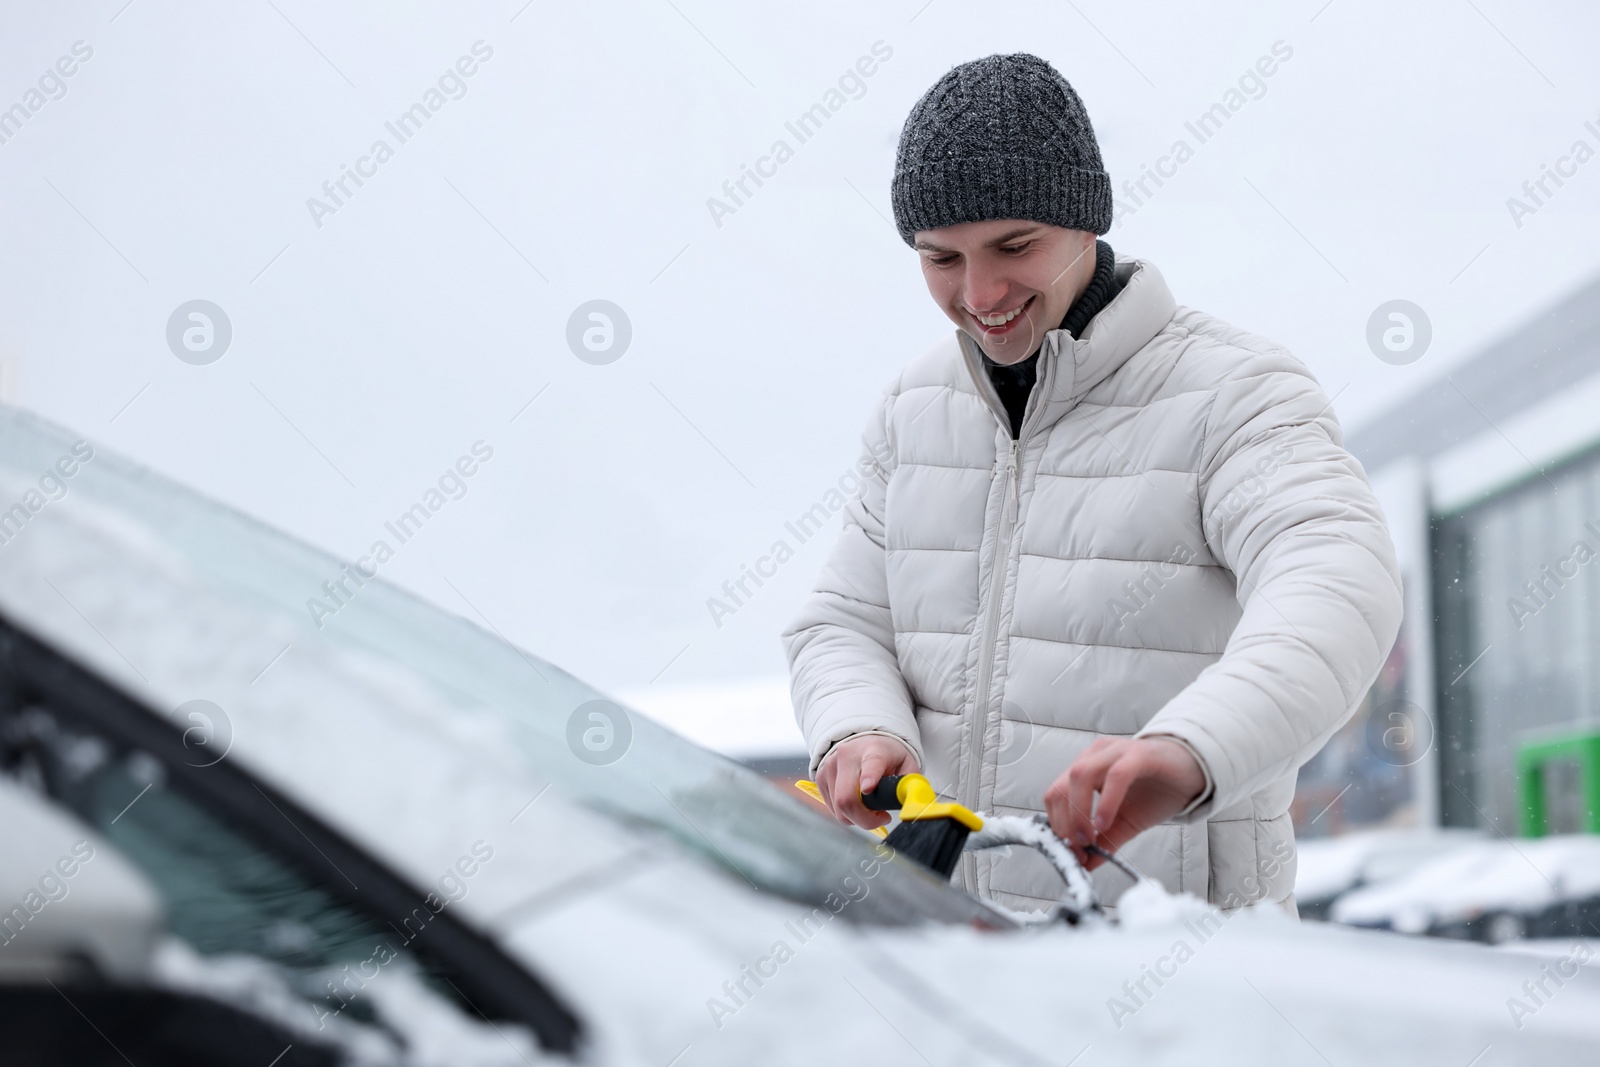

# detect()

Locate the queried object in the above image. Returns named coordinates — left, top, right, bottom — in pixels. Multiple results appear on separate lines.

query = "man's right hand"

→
left=814, top=734, right=920, bottom=830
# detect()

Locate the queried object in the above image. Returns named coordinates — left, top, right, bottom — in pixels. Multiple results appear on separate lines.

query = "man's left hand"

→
left=1043, top=736, right=1206, bottom=869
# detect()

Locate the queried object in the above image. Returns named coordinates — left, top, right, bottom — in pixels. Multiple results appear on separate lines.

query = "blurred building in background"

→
left=1297, top=271, right=1600, bottom=838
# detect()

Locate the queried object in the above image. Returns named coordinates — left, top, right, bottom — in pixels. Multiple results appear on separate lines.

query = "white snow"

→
left=11, top=411, right=1600, bottom=1065
left=1294, top=827, right=1484, bottom=902
left=150, top=937, right=550, bottom=1066
left=506, top=852, right=1600, bottom=1067
left=1498, top=939, right=1600, bottom=965
left=150, top=938, right=401, bottom=1066
left=1115, top=878, right=1216, bottom=932
left=1332, top=835, right=1600, bottom=932
left=357, top=964, right=545, bottom=1066
left=966, top=813, right=1098, bottom=916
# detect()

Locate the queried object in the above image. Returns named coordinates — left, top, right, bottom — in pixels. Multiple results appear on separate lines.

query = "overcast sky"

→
left=3, top=0, right=1599, bottom=706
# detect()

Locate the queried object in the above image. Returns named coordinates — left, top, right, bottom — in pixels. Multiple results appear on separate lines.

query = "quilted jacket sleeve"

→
left=1136, top=349, right=1403, bottom=820
left=782, top=389, right=923, bottom=777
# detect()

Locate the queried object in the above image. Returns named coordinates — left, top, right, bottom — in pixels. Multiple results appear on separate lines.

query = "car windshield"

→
left=0, top=405, right=996, bottom=928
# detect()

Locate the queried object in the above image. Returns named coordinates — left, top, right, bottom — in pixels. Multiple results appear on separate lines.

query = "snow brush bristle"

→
left=861, top=774, right=984, bottom=878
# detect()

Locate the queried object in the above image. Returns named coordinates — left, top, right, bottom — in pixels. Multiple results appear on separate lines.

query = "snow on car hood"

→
left=501, top=843, right=1600, bottom=1066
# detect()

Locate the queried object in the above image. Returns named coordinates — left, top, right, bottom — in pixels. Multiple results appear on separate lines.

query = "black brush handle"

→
left=860, top=775, right=904, bottom=811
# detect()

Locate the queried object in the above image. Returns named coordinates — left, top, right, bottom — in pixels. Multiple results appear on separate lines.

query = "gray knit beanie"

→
left=891, top=53, right=1113, bottom=245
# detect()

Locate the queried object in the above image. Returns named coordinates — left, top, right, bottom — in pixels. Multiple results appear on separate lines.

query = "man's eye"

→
left=928, top=255, right=958, bottom=268
left=1000, top=244, right=1029, bottom=255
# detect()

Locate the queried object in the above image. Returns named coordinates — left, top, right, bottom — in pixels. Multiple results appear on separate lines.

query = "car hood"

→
left=498, top=845, right=1600, bottom=1065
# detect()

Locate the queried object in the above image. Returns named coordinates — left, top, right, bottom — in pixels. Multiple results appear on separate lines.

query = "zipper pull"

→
left=1002, top=443, right=1020, bottom=523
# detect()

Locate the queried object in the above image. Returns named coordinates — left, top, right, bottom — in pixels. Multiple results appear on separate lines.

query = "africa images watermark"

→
left=1505, top=941, right=1594, bottom=1030
left=305, top=41, right=495, bottom=229
left=312, top=838, right=495, bottom=1029
left=565, top=698, right=633, bottom=766
left=1112, top=40, right=1294, bottom=229
left=1202, top=438, right=1294, bottom=543
left=1366, top=299, right=1432, bottom=365
left=1505, top=107, right=1600, bottom=230
left=705, top=840, right=892, bottom=1029
left=0, top=840, right=97, bottom=948
left=0, top=39, right=94, bottom=147
left=1105, top=839, right=1293, bottom=1030
left=0, top=440, right=96, bottom=548
left=705, top=436, right=894, bottom=628
left=176, top=699, right=234, bottom=768
left=706, top=40, right=894, bottom=228
left=306, top=441, right=495, bottom=629
left=1104, top=541, right=1199, bottom=632
left=167, top=300, right=233, bottom=365
left=1506, top=518, right=1600, bottom=631
left=566, top=299, right=632, bottom=365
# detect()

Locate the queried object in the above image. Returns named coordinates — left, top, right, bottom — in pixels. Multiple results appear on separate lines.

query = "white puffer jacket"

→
left=783, top=257, right=1402, bottom=914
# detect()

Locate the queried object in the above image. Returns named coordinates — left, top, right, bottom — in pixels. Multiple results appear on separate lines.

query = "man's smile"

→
left=969, top=295, right=1034, bottom=335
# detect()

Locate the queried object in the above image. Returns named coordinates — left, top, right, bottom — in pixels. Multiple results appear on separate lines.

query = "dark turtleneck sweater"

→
left=983, top=239, right=1122, bottom=439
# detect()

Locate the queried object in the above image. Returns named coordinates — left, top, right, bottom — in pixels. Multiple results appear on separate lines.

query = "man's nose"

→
left=963, top=266, right=1010, bottom=313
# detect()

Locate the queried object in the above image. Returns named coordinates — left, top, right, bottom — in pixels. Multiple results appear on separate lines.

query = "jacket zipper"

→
left=963, top=444, right=1017, bottom=821
left=960, top=343, right=1057, bottom=890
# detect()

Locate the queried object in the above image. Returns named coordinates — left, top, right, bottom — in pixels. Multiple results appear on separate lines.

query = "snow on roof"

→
left=615, top=677, right=804, bottom=760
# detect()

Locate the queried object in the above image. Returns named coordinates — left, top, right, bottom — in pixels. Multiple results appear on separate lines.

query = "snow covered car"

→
left=1331, top=835, right=1600, bottom=944
left=2, top=401, right=1600, bottom=1066
left=1292, top=828, right=1485, bottom=921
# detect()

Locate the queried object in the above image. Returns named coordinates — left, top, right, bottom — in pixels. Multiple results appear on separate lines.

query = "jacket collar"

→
left=958, top=256, right=1178, bottom=439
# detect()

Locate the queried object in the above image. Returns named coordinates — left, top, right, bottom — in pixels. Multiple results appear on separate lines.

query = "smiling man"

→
left=782, top=54, right=1403, bottom=915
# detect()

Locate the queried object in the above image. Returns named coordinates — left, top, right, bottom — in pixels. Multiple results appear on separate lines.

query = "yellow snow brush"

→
left=794, top=779, right=888, bottom=838
left=795, top=773, right=982, bottom=876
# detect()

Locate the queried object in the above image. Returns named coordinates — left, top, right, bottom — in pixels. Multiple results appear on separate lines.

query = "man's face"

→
left=915, top=220, right=1098, bottom=365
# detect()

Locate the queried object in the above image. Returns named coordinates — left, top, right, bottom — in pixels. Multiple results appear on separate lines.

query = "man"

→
left=782, top=53, right=1402, bottom=915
